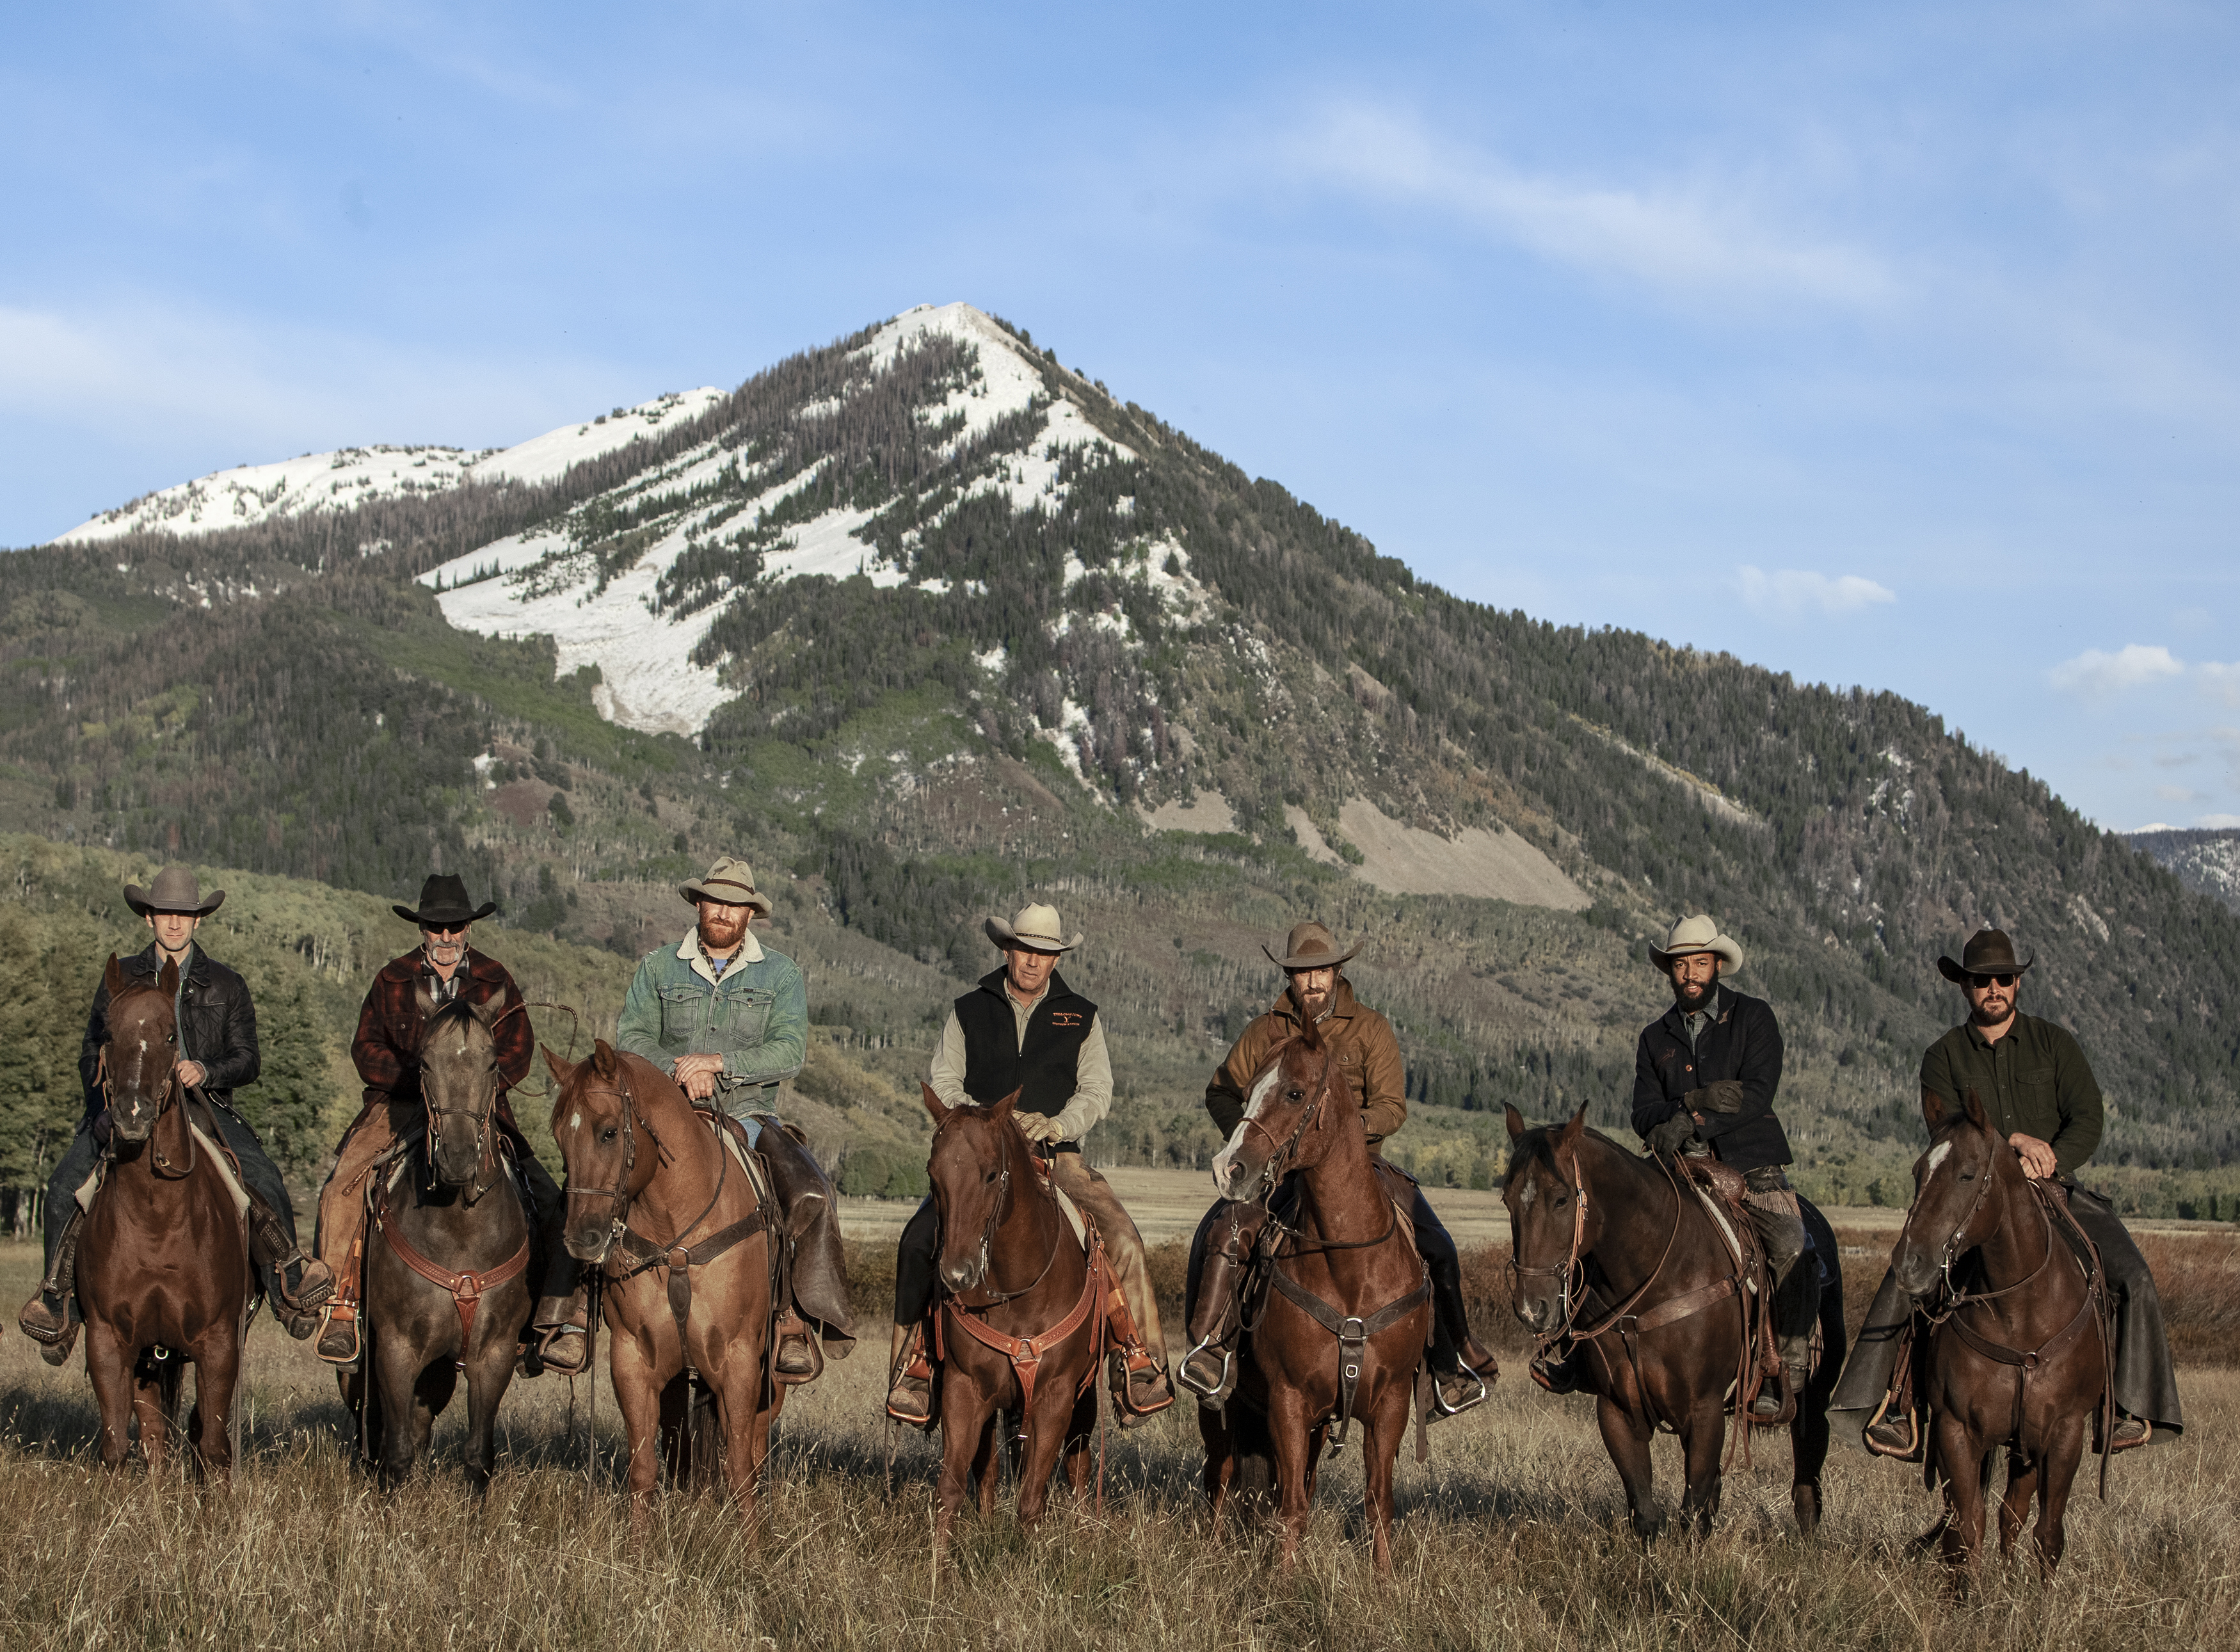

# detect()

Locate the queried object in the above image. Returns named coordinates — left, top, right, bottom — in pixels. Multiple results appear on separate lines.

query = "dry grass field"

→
left=0, top=1231, right=2235, bottom=1651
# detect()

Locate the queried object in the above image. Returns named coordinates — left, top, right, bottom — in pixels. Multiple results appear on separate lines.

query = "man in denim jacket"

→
left=605, top=856, right=854, bottom=1379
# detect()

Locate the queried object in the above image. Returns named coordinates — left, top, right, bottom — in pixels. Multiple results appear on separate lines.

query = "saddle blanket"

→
left=77, top=1119, right=252, bottom=1221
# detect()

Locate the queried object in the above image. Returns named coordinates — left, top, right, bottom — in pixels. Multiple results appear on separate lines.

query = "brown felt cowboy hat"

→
left=1648, top=914, right=1745, bottom=974
left=392, top=874, right=498, bottom=928
left=1937, top=927, right=2034, bottom=985
left=984, top=903, right=1082, bottom=954
left=1263, top=920, right=1359, bottom=972
left=678, top=855, right=772, bottom=917
left=124, top=865, right=225, bottom=918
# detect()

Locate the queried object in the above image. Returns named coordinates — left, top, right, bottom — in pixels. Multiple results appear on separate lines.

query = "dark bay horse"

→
left=1892, top=1087, right=2109, bottom=1581
left=348, top=986, right=533, bottom=1492
left=1504, top=1105, right=1844, bottom=1539
left=545, top=1040, right=780, bottom=1529
left=918, top=1084, right=1103, bottom=1561
left=1200, top=1015, right=1430, bottom=1574
left=76, top=954, right=251, bottom=1483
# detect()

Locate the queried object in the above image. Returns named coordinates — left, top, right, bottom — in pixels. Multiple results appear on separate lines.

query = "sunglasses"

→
left=422, top=925, right=468, bottom=939
left=1965, top=972, right=2018, bottom=990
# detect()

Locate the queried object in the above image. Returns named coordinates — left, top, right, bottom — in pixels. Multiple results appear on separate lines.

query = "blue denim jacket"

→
left=616, top=931, right=807, bottom=1127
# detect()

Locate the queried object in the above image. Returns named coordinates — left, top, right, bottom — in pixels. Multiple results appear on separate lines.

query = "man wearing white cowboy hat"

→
left=609, top=855, right=855, bottom=1384
left=20, top=865, right=333, bottom=1359
left=885, top=902, right=1174, bottom=1426
left=1178, top=920, right=1500, bottom=1416
left=1605, top=912, right=1814, bottom=1420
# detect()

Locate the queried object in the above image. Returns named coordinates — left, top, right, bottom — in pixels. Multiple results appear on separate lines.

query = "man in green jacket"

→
left=1830, top=928, right=2181, bottom=1454
left=548, top=856, right=854, bottom=1378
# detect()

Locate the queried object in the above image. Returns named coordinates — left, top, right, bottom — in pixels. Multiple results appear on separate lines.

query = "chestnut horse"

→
left=545, top=1040, right=781, bottom=1527
left=1199, top=1014, right=1430, bottom=1574
left=76, top=954, right=252, bottom=1483
left=918, top=1084, right=1105, bottom=1559
left=1503, top=1105, right=1844, bottom=1539
left=348, top=986, right=533, bottom=1492
left=1891, top=1087, right=2109, bottom=1581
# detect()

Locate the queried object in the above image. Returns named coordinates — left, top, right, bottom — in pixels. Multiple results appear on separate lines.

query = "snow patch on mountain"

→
left=55, top=388, right=725, bottom=543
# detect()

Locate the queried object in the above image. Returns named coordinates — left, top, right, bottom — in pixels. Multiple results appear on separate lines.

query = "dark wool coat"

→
left=79, top=943, right=259, bottom=1123
left=1630, top=985, right=1792, bottom=1173
left=351, top=947, right=533, bottom=1123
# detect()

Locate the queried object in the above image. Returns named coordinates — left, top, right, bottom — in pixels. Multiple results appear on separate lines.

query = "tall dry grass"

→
left=0, top=1237, right=2233, bottom=1650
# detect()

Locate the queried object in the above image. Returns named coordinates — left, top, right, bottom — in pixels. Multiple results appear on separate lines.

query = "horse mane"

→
left=424, top=995, right=479, bottom=1036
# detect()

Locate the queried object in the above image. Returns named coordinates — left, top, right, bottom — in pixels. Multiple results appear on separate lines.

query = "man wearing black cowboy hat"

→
left=608, top=855, right=856, bottom=1386
left=1832, top=927, right=2183, bottom=1455
left=310, top=873, right=572, bottom=1369
left=886, top=902, right=1173, bottom=1426
left=1176, top=920, right=1499, bottom=1416
left=19, top=866, right=333, bottom=1359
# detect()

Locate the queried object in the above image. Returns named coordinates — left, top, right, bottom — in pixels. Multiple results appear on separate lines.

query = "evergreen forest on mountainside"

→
left=3, top=307, right=2237, bottom=1224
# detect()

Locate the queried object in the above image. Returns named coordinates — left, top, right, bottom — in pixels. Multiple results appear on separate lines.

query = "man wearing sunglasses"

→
left=1832, top=927, right=2182, bottom=1455
left=309, top=874, right=572, bottom=1370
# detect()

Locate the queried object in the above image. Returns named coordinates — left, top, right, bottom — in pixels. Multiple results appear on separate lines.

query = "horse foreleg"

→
left=1061, top=1388, right=1096, bottom=1500
left=937, top=1380, right=998, bottom=1550
left=608, top=1341, right=666, bottom=1530
left=1594, top=1396, right=1660, bottom=1540
left=972, top=1407, right=1004, bottom=1514
left=1265, top=1387, right=1316, bottom=1568
left=2030, top=1413, right=2090, bottom=1581
left=1677, top=1400, right=1727, bottom=1537
left=1014, top=1381, right=1075, bottom=1528
left=1198, top=1400, right=1235, bottom=1534
left=1361, top=1374, right=1412, bottom=1578
left=716, top=1371, right=764, bottom=1544
left=1932, top=1413, right=1988, bottom=1582
left=84, top=1322, right=137, bottom=1472
left=462, top=1334, right=516, bottom=1498
left=1996, top=1445, right=2038, bottom=1560
left=186, top=1334, right=239, bottom=1489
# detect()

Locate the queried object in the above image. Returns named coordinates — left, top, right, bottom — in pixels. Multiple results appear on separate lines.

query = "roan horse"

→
left=545, top=1040, right=782, bottom=1528
left=918, top=1084, right=1105, bottom=1560
left=1891, top=1087, right=2110, bottom=1581
left=1199, top=1014, right=1431, bottom=1574
left=1503, top=1105, right=1844, bottom=1538
left=76, top=954, right=252, bottom=1483
left=346, top=986, right=534, bottom=1492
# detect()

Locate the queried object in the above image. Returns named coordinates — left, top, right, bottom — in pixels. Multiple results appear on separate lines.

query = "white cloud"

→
left=2198, top=814, right=2240, bottom=830
left=1289, top=106, right=1896, bottom=309
left=1734, top=565, right=1896, bottom=620
left=2197, top=661, right=2240, bottom=707
left=2048, top=644, right=2185, bottom=698
left=2155, top=785, right=2209, bottom=803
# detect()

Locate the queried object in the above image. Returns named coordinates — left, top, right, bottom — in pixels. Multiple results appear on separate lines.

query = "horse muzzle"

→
left=1892, top=1240, right=1942, bottom=1302
left=1211, top=1146, right=1269, bottom=1203
left=563, top=1220, right=616, bottom=1265
left=106, top=1096, right=161, bottom=1144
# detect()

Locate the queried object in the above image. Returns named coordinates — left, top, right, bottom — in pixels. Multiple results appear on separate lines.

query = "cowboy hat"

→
left=984, top=903, right=1082, bottom=954
left=392, top=873, right=499, bottom=928
left=124, top=865, right=224, bottom=918
left=678, top=855, right=772, bottom=917
left=1263, top=920, right=1359, bottom=972
left=1649, top=914, right=1744, bottom=974
left=1937, top=927, right=2034, bottom=985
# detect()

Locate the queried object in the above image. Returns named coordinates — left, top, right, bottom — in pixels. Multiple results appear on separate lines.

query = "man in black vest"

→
left=885, top=903, right=1174, bottom=1425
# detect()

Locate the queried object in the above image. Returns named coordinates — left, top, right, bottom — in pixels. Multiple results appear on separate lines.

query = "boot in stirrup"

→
left=774, top=1307, right=822, bottom=1384
left=315, top=1300, right=362, bottom=1367
left=531, top=1287, right=593, bottom=1376
left=886, top=1321, right=935, bottom=1427
left=1110, top=1344, right=1176, bottom=1425
left=20, top=1208, right=84, bottom=1365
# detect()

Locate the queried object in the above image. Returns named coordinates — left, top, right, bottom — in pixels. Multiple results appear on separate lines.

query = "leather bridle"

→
left=1508, top=1135, right=1686, bottom=1356
left=564, top=1072, right=668, bottom=1255
left=936, top=1118, right=1062, bottom=1309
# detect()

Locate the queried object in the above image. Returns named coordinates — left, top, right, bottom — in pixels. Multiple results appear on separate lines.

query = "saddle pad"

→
left=1050, top=1181, right=1088, bottom=1250
left=78, top=1121, right=250, bottom=1221
left=1689, top=1179, right=1752, bottom=1291
left=717, top=1112, right=780, bottom=1215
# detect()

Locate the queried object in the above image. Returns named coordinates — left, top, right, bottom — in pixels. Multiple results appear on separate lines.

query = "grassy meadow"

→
left=0, top=1232, right=2235, bottom=1650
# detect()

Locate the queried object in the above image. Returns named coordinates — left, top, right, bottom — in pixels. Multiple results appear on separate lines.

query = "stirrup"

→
left=1178, top=1336, right=1236, bottom=1407
left=774, top=1310, right=822, bottom=1386
left=1431, top=1363, right=1491, bottom=1418
left=1111, top=1346, right=1175, bottom=1425
left=1864, top=1393, right=1921, bottom=1461
left=314, top=1303, right=362, bottom=1368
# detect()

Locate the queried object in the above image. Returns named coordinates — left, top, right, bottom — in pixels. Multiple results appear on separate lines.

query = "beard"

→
left=1289, top=983, right=1331, bottom=1020
left=1671, top=974, right=1715, bottom=1011
left=1969, top=991, right=2015, bottom=1027
left=698, top=908, right=748, bottom=953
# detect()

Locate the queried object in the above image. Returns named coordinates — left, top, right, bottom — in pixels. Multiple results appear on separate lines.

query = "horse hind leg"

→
left=130, top=1348, right=180, bottom=1474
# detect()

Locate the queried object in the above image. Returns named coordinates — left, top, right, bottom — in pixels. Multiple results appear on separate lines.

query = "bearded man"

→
left=886, top=904, right=1174, bottom=1426
left=312, top=874, right=572, bottom=1368
left=1831, top=928, right=2182, bottom=1454
left=19, top=867, right=333, bottom=1359
left=1178, top=921, right=1498, bottom=1416
left=612, top=856, right=854, bottom=1380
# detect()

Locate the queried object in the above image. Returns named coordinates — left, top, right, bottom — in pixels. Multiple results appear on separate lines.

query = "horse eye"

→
left=1959, top=1172, right=1975, bottom=1182
left=983, top=1168, right=1000, bottom=1184
left=1287, top=1089, right=1304, bottom=1102
left=600, top=1127, right=618, bottom=1144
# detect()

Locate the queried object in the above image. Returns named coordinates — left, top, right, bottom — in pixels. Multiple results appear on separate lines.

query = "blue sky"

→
left=4, top=2, right=2237, bottom=831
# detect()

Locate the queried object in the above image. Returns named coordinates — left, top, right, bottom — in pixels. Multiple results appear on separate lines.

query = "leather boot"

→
left=19, top=1207, right=84, bottom=1361
left=1179, top=1207, right=1257, bottom=1405
left=315, top=1301, right=362, bottom=1366
left=774, top=1308, right=822, bottom=1384
left=531, top=1287, right=592, bottom=1376
left=886, top=1321, right=934, bottom=1427
left=752, top=1116, right=857, bottom=1358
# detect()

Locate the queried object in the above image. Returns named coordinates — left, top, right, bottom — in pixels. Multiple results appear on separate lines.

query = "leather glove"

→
left=1694, top=1080, right=1747, bottom=1115
left=1016, top=1111, right=1068, bottom=1144
left=1645, top=1112, right=1699, bottom=1158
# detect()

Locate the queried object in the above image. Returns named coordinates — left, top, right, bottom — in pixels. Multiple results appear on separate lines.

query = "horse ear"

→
left=921, top=1081, right=951, bottom=1124
left=415, top=978, right=440, bottom=1018
left=1962, top=1086, right=1988, bottom=1130
left=1921, top=1087, right=1948, bottom=1131
left=1556, top=1102, right=1587, bottom=1147
left=591, top=1039, right=619, bottom=1080
left=991, top=1087, right=1020, bottom=1121
left=104, top=953, right=125, bottom=997
left=157, top=956, right=179, bottom=998
left=541, top=1044, right=573, bottom=1086
left=1297, top=1010, right=1324, bottom=1052
left=1505, top=1104, right=1527, bottom=1141
left=469, top=992, right=501, bottom=1029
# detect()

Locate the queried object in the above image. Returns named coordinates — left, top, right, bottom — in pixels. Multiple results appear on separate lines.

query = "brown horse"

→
left=1891, top=1087, right=2109, bottom=1581
left=1199, top=1014, right=1430, bottom=1574
left=76, top=954, right=252, bottom=1483
left=1503, top=1105, right=1843, bottom=1539
left=545, top=1040, right=780, bottom=1528
left=348, top=987, right=533, bottom=1492
left=918, top=1084, right=1104, bottom=1559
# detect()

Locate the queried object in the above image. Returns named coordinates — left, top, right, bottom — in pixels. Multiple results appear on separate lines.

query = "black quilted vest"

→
left=954, top=968, right=1096, bottom=1129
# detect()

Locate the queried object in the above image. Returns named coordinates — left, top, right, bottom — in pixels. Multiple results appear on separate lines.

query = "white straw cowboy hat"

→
left=1263, top=920, right=1359, bottom=971
left=1649, top=914, right=1745, bottom=974
left=125, top=865, right=225, bottom=918
left=984, top=903, right=1082, bottom=954
left=679, top=855, right=772, bottom=917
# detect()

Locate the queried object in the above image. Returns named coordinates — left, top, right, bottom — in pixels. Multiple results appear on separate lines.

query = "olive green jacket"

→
left=1919, top=1011, right=2104, bottom=1180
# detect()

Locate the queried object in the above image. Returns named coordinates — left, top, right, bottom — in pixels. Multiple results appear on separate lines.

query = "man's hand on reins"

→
left=2008, top=1132, right=2058, bottom=1181
left=175, top=1059, right=207, bottom=1090
left=671, top=1052, right=724, bottom=1102
left=1693, top=1080, right=1745, bottom=1114
left=1646, top=1112, right=1698, bottom=1158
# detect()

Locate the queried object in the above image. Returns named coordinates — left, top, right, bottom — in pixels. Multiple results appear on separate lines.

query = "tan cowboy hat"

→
left=125, top=865, right=225, bottom=918
left=984, top=903, right=1081, bottom=954
left=679, top=855, right=772, bottom=916
left=1263, top=920, right=1359, bottom=971
left=1649, top=914, right=1744, bottom=974
left=1937, top=927, right=2033, bottom=985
